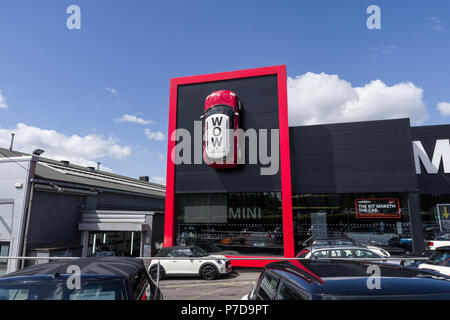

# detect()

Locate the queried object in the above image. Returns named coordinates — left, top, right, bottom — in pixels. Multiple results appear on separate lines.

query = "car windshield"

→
left=428, top=251, right=450, bottom=266
left=0, top=279, right=125, bottom=300
left=297, top=249, right=310, bottom=258
left=200, top=244, right=221, bottom=253
left=191, top=247, right=208, bottom=257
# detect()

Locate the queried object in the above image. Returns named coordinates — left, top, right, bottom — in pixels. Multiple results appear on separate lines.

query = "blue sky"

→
left=0, top=0, right=449, bottom=183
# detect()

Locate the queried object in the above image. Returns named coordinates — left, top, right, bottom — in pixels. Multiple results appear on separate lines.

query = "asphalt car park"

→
left=156, top=268, right=261, bottom=300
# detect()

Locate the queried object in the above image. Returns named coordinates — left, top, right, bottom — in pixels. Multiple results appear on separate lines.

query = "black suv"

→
left=0, top=257, right=162, bottom=300
left=245, top=260, right=450, bottom=300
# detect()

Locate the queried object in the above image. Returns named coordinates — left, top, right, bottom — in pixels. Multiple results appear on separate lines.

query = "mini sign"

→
left=355, top=198, right=401, bottom=218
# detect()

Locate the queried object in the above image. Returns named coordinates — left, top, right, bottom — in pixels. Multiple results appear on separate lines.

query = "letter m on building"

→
left=413, top=139, right=450, bottom=174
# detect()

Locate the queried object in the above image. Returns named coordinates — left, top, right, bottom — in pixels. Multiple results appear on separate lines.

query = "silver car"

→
left=296, top=245, right=396, bottom=263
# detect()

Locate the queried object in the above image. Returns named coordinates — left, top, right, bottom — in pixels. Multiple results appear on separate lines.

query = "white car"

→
left=302, top=236, right=391, bottom=257
left=425, top=233, right=450, bottom=250
left=418, top=246, right=450, bottom=276
left=296, top=246, right=395, bottom=263
left=148, top=246, right=232, bottom=280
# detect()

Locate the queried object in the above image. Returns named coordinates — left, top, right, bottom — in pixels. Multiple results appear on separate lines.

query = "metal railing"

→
left=0, top=255, right=435, bottom=300
left=1, top=256, right=430, bottom=261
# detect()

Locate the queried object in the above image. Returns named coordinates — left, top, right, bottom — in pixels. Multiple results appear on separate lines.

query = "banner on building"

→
left=355, top=198, right=401, bottom=218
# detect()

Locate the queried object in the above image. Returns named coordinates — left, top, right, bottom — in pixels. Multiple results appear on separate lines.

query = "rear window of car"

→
left=275, top=282, right=306, bottom=300
left=256, top=272, right=279, bottom=300
left=329, top=249, right=355, bottom=258
left=312, top=250, right=328, bottom=258
left=429, top=251, right=450, bottom=266
left=0, top=279, right=125, bottom=300
left=353, top=249, right=378, bottom=258
left=168, top=249, right=192, bottom=257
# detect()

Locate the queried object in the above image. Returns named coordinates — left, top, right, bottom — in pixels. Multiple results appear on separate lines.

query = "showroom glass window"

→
left=88, top=231, right=142, bottom=257
left=419, top=194, right=450, bottom=242
left=175, top=192, right=283, bottom=256
left=292, top=193, right=411, bottom=255
left=0, top=242, right=10, bottom=275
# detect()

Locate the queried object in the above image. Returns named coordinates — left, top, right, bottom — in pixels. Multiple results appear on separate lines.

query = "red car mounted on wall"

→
left=201, top=90, right=241, bottom=168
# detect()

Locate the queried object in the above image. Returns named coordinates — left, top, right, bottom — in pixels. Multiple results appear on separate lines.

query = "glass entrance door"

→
left=88, top=231, right=142, bottom=257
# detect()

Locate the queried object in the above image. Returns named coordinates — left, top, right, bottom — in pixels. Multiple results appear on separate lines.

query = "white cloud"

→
left=429, top=17, right=443, bottom=31
left=0, top=123, right=132, bottom=170
left=369, top=45, right=398, bottom=59
left=287, top=72, right=428, bottom=126
left=437, top=101, right=450, bottom=117
left=144, top=129, right=165, bottom=141
left=150, top=176, right=166, bottom=185
left=105, top=87, right=118, bottom=95
left=115, top=114, right=154, bottom=125
left=0, top=90, right=7, bottom=109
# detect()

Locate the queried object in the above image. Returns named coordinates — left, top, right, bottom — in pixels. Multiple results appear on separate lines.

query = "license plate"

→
left=253, top=242, right=266, bottom=247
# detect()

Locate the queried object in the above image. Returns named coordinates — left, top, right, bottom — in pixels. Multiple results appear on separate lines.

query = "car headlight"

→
left=216, top=259, right=223, bottom=264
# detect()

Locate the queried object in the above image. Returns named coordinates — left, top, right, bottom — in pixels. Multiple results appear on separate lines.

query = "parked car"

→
left=344, top=226, right=398, bottom=245
left=0, top=257, right=162, bottom=300
left=149, top=246, right=232, bottom=281
left=344, top=226, right=404, bottom=254
left=425, top=233, right=450, bottom=250
left=418, top=246, right=450, bottom=276
left=242, top=226, right=276, bottom=247
left=296, top=245, right=392, bottom=263
left=243, top=260, right=450, bottom=300
left=399, top=250, right=434, bottom=267
left=197, top=243, right=239, bottom=256
left=301, top=236, right=390, bottom=257
left=92, top=250, right=124, bottom=257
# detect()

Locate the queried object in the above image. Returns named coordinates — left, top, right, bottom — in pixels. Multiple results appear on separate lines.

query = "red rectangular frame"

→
left=163, top=65, right=294, bottom=267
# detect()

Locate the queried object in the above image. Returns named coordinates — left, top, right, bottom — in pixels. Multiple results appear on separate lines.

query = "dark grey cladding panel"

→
left=290, top=118, right=418, bottom=193
left=412, top=124, right=450, bottom=194
left=174, top=75, right=281, bottom=194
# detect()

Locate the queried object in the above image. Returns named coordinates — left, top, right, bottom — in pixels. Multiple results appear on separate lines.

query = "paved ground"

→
left=157, top=268, right=262, bottom=300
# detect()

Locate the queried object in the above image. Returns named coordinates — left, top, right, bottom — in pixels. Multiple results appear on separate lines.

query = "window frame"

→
left=0, top=241, right=11, bottom=276
left=275, top=279, right=309, bottom=300
left=254, top=270, right=280, bottom=300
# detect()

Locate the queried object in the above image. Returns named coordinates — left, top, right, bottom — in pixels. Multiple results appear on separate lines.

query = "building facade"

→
left=0, top=148, right=165, bottom=274
left=163, top=65, right=450, bottom=267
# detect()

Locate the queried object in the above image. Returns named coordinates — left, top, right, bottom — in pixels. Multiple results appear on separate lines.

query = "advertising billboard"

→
left=355, top=198, right=401, bottom=218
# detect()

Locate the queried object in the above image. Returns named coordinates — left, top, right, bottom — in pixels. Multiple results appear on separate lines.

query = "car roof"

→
left=268, top=260, right=450, bottom=279
left=311, top=236, right=353, bottom=240
left=0, top=257, right=145, bottom=280
left=264, top=260, right=450, bottom=296
left=155, top=246, right=197, bottom=257
left=309, top=246, right=372, bottom=251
